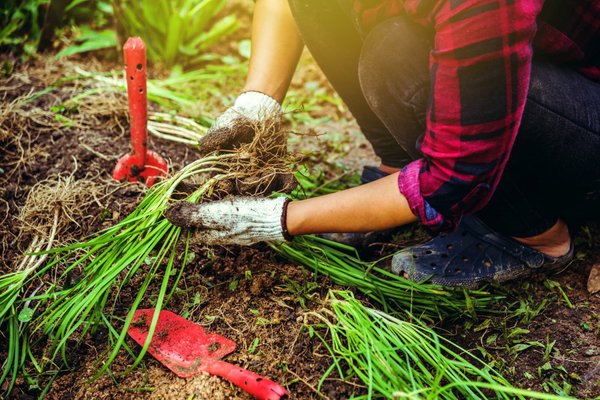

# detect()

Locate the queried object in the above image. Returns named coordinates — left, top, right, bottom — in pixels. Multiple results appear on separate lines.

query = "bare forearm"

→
left=243, top=0, right=304, bottom=103
left=286, top=173, right=417, bottom=235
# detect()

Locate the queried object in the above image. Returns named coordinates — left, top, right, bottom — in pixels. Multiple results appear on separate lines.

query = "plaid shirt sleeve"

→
left=397, top=0, right=544, bottom=232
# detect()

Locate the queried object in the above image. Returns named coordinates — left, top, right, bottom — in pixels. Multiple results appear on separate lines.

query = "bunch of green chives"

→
left=0, top=208, right=60, bottom=394
left=272, top=236, right=500, bottom=320
left=0, top=306, right=21, bottom=393
left=22, top=155, right=236, bottom=378
left=312, top=290, right=572, bottom=400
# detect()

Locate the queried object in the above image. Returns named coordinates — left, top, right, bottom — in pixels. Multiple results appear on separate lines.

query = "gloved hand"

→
left=199, top=91, right=282, bottom=153
left=164, top=197, right=292, bottom=245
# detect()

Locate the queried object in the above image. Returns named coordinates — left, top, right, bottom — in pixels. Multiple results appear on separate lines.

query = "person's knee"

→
left=527, top=62, right=564, bottom=108
left=357, top=16, right=431, bottom=154
left=358, top=16, right=431, bottom=114
left=527, top=62, right=600, bottom=128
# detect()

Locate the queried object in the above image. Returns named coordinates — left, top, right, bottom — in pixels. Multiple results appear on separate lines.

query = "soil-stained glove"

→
left=199, top=91, right=282, bottom=153
left=164, top=197, right=292, bottom=245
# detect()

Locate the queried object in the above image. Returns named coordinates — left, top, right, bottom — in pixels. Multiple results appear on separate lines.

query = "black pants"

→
left=288, top=0, right=600, bottom=238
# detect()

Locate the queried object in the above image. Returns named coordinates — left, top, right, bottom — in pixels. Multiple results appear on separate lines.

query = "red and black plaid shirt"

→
left=353, top=0, right=600, bottom=232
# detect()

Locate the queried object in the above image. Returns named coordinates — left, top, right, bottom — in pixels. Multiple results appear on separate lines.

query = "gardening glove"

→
left=199, top=91, right=282, bottom=153
left=164, top=197, right=292, bottom=246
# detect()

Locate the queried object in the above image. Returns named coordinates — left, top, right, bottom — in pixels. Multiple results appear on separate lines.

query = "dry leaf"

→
left=587, top=263, right=600, bottom=294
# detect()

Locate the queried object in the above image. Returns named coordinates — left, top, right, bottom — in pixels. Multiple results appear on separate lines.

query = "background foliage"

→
left=0, top=0, right=49, bottom=50
left=1, top=0, right=238, bottom=69
left=113, top=0, right=238, bottom=67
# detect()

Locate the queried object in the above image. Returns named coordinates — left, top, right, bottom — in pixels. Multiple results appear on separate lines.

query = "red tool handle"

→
left=123, top=37, right=148, bottom=169
left=206, top=360, right=288, bottom=400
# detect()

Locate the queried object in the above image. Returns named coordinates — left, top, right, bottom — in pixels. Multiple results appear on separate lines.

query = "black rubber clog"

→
left=391, top=216, right=574, bottom=288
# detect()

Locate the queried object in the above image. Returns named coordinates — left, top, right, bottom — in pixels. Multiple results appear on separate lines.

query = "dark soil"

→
left=1, top=16, right=599, bottom=400
left=446, top=232, right=600, bottom=399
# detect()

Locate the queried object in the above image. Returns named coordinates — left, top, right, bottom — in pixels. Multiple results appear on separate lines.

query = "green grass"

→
left=73, top=65, right=242, bottom=116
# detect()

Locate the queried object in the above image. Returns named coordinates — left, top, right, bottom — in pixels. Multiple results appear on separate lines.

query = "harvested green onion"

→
left=25, top=155, right=236, bottom=377
left=311, top=290, right=572, bottom=400
left=272, top=235, right=500, bottom=320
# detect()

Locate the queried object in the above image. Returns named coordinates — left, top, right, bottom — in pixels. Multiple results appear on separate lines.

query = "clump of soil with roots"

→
left=177, top=116, right=298, bottom=201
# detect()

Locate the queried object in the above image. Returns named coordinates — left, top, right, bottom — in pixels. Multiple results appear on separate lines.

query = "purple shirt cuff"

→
left=398, top=160, right=453, bottom=232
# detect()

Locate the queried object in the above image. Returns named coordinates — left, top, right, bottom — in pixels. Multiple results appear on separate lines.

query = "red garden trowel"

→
left=128, top=309, right=288, bottom=400
left=113, top=37, right=168, bottom=187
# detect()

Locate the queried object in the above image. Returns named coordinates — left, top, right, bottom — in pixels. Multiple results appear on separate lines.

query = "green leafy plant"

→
left=0, top=0, right=47, bottom=49
left=113, top=0, right=239, bottom=67
left=278, top=273, right=320, bottom=309
left=55, top=27, right=117, bottom=59
left=0, top=0, right=109, bottom=53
